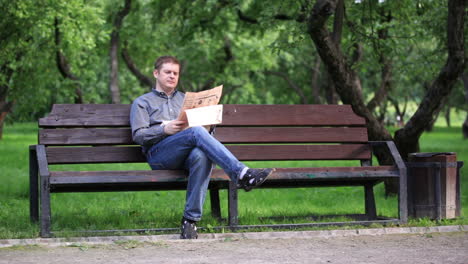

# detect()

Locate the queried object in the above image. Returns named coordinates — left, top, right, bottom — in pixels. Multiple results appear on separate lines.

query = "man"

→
left=130, top=55, right=274, bottom=239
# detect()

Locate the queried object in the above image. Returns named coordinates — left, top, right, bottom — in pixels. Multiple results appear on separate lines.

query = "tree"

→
left=307, top=0, right=465, bottom=193
left=109, top=0, right=132, bottom=104
left=393, top=0, right=466, bottom=158
left=0, top=0, right=107, bottom=138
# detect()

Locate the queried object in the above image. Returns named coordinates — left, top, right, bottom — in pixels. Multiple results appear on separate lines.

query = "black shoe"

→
left=180, top=218, right=198, bottom=239
left=238, top=168, right=275, bottom=192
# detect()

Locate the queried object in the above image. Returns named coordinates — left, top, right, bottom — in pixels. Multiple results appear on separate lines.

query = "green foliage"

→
left=1, top=0, right=107, bottom=121
left=1, top=0, right=466, bottom=122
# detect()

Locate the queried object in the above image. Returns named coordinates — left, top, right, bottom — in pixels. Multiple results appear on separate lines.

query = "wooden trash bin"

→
left=407, top=152, right=463, bottom=220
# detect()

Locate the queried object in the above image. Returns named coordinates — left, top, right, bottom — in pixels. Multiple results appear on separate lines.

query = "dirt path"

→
left=1, top=232, right=467, bottom=264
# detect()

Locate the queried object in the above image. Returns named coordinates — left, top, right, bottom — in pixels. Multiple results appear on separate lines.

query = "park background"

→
left=0, top=0, right=466, bottom=238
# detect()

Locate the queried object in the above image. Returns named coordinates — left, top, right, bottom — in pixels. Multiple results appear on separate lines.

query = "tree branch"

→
left=237, top=5, right=307, bottom=24
left=367, top=61, right=392, bottom=112
left=265, top=70, right=307, bottom=104
left=55, top=18, right=79, bottom=81
left=54, top=17, right=83, bottom=104
left=121, top=43, right=153, bottom=90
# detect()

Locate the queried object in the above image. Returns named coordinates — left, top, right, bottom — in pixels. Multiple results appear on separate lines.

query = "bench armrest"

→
left=31, top=145, right=50, bottom=177
left=368, top=141, right=406, bottom=171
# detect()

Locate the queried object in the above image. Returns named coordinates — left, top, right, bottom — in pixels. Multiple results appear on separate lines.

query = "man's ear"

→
left=153, top=69, right=159, bottom=79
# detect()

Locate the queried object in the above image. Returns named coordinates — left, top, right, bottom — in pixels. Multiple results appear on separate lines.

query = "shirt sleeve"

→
left=130, top=98, right=167, bottom=146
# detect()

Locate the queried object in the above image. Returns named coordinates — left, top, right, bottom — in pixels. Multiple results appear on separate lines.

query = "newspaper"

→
left=185, top=104, right=223, bottom=127
left=177, top=85, right=223, bottom=127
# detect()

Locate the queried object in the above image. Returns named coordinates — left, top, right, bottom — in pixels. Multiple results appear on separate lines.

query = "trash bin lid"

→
left=409, top=152, right=456, bottom=158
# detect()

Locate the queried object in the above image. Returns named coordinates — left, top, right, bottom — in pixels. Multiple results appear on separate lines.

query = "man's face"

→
left=154, top=62, right=180, bottom=92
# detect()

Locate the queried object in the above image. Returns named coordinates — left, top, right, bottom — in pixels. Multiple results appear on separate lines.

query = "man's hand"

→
left=163, top=120, right=187, bottom=135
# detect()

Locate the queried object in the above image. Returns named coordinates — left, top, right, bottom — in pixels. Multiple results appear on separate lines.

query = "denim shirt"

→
left=130, top=89, right=185, bottom=153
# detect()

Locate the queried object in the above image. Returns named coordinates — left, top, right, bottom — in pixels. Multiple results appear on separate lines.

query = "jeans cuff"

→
left=183, top=214, right=200, bottom=222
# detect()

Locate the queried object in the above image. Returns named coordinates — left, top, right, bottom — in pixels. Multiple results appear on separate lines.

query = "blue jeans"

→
left=146, top=126, right=246, bottom=221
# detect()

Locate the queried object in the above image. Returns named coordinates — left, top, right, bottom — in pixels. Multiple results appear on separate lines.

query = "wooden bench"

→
left=30, top=104, right=408, bottom=237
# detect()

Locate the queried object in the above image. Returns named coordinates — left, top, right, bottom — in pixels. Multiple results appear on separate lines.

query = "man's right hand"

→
left=163, top=120, right=187, bottom=135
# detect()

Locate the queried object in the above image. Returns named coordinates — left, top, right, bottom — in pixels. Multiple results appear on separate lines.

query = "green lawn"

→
left=0, top=122, right=466, bottom=239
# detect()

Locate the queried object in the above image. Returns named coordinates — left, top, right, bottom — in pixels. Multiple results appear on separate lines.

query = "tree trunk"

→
left=109, top=0, right=131, bottom=104
left=444, top=106, right=451, bottom=127
left=0, top=63, right=15, bottom=140
left=109, top=32, right=120, bottom=104
left=307, top=0, right=393, bottom=144
left=307, top=0, right=395, bottom=197
left=463, top=114, right=468, bottom=139
left=462, top=73, right=468, bottom=138
left=389, top=96, right=407, bottom=127
left=367, top=8, right=393, bottom=114
left=394, top=0, right=466, bottom=160
left=367, top=61, right=392, bottom=113
left=55, top=18, right=83, bottom=104
left=310, top=56, right=322, bottom=104
left=324, top=0, right=344, bottom=105
left=0, top=100, right=13, bottom=140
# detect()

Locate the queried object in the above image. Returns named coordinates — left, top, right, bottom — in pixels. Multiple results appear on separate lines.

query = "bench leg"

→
left=364, top=184, right=377, bottom=220
left=29, top=147, right=39, bottom=223
left=399, top=168, right=408, bottom=224
left=40, top=175, right=52, bottom=238
left=228, top=181, right=238, bottom=229
left=209, top=188, right=222, bottom=220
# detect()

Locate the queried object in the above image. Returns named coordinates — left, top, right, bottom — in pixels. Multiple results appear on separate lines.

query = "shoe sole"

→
left=243, top=168, right=275, bottom=192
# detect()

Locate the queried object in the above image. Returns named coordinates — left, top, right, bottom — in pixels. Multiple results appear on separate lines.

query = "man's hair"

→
left=154, top=56, right=180, bottom=71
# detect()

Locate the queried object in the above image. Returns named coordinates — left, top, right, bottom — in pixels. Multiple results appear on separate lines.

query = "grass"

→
left=0, top=122, right=466, bottom=239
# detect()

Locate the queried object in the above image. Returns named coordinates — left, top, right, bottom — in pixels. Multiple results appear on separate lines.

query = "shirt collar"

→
left=152, top=89, right=178, bottom=99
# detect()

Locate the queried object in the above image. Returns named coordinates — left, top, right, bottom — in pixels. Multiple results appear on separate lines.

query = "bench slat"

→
left=49, top=166, right=398, bottom=185
left=221, top=105, right=366, bottom=126
left=215, top=127, right=368, bottom=143
left=39, top=104, right=366, bottom=127
left=45, top=144, right=371, bottom=164
left=227, top=144, right=371, bottom=161
left=46, top=146, right=146, bottom=164
left=39, top=127, right=368, bottom=145
left=39, top=128, right=133, bottom=145
left=39, top=104, right=131, bottom=127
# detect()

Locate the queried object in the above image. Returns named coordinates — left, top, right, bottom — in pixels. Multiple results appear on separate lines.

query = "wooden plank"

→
left=39, top=128, right=133, bottom=145
left=226, top=144, right=372, bottom=161
left=39, top=104, right=131, bottom=127
left=49, top=166, right=398, bottom=185
left=39, top=104, right=365, bottom=127
left=46, top=146, right=146, bottom=164
left=267, top=166, right=399, bottom=179
left=39, top=127, right=368, bottom=145
left=221, top=104, right=366, bottom=126
left=45, top=144, right=371, bottom=164
left=215, top=127, right=368, bottom=143
left=50, top=170, right=229, bottom=184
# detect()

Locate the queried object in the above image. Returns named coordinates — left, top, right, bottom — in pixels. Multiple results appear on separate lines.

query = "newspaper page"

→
left=177, top=85, right=223, bottom=127
left=185, top=104, right=223, bottom=127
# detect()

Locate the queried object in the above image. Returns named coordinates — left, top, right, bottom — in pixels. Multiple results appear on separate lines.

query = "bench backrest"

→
left=38, top=104, right=370, bottom=165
